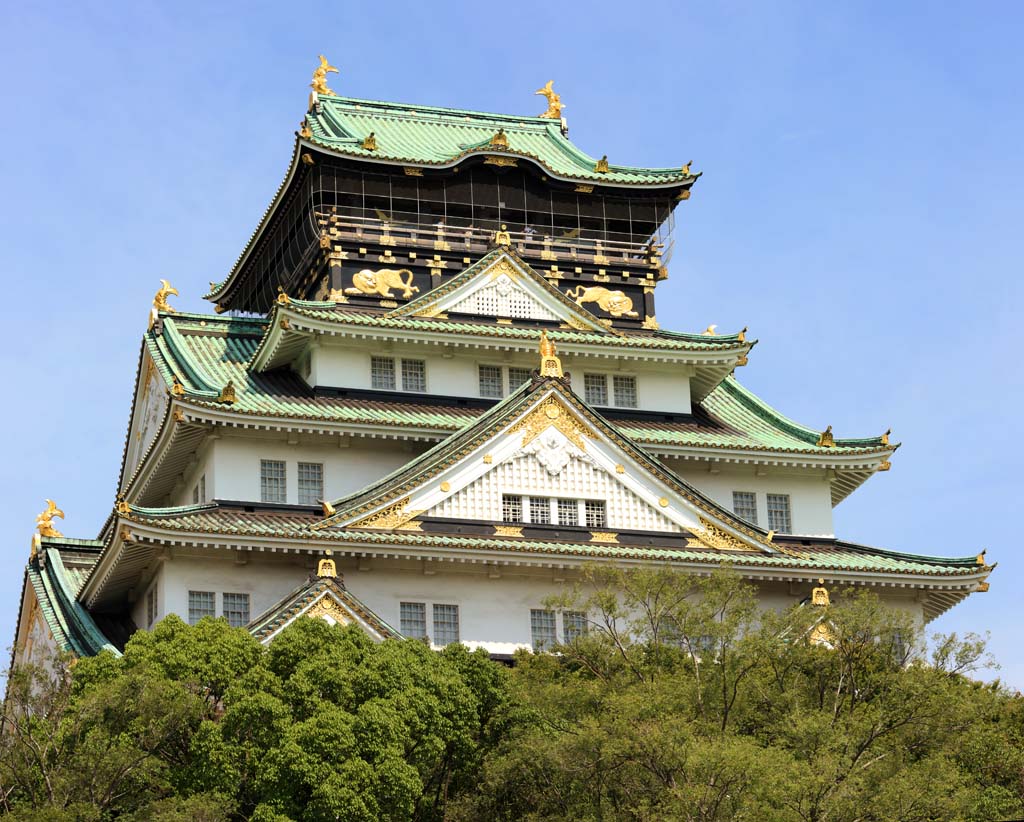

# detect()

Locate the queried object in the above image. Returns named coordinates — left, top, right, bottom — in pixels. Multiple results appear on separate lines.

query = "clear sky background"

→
left=1, top=2, right=1021, bottom=684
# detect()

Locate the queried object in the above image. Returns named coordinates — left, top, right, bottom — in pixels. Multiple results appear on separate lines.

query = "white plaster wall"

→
left=666, top=461, right=835, bottom=537
left=308, top=341, right=691, bottom=413
left=181, top=435, right=420, bottom=505
left=139, top=554, right=926, bottom=649
left=159, top=554, right=311, bottom=627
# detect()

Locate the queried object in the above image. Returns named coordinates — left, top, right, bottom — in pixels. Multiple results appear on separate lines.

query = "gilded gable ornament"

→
left=538, top=330, right=563, bottom=378
left=35, top=499, right=65, bottom=539
left=816, top=426, right=835, bottom=448
left=317, top=552, right=338, bottom=578
left=509, top=395, right=591, bottom=451
left=565, top=285, right=638, bottom=318
left=345, top=268, right=420, bottom=299
left=811, top=579, right=830, bottom=607
left=594, top=155, right=609, bottom=173
left=493, top=224, right=512, bottom=247
left=490, top=129, right=509, bottom=148
left=535, top=80, right=564, bottom=120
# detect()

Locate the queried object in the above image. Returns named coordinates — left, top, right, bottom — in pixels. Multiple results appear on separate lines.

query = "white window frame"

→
left=583, top=373, right=609, bottom=406
left=767, top=493, right=792, bottom=533
left=732, top=491, right=758, bottom=525
left=146, top=583, right=158, bottom=629
left=401, top=358, right=427, bottom=392
left=432, top=603, right=460, bottom=646
left=370, top=355, right=397, bottom=390
left=612, top=374, right=638, bottom=408
left=400, top=601, right=428, bottom=639
left=531, top=608, right=557, bottom=650
left=260, top=459, right=287, bottom=504
left=297, top=462, right=324, bottom=506
left=222, top=592, right=250, bottom=628
left=187, top=590, right=216, bottom=625
left=478, top=364, right=504, bottom=399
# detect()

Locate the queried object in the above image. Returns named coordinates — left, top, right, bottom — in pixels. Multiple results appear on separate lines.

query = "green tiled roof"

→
left=121, top=503, right=986, bottom=580
left=146, top=313, right=887, bottom=460
left=306, top=95, right=696, bottom=188
left=26, top=541, right=119, bottom=657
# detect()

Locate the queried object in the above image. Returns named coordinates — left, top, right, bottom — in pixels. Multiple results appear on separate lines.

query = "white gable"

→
left=399, top=253, right=609, bottom=333
left=448, top=270, right=559, bottom=321
left=429, top=429, right=680, bottom=532
left=341, top=389, right=773, bottom=554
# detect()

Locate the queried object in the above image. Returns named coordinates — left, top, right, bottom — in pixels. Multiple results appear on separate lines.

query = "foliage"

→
left=2, top=571, right=1022, bottom=822
left=0, top=616, right=509, bottom=821
left=450, top=567, right=1024, bottom=822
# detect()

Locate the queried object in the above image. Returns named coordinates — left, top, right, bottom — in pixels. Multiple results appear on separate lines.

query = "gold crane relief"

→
left=565, top=285, right=638, bottom=318
left=535, top=80, right=564, bottom=119
left=344, top=268, right=420, bottom=300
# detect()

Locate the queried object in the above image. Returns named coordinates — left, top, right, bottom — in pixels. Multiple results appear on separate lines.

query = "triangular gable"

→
left=388, top=248, right=617, bottom=335
left=320, top=377, right=783, bottom=556
left=249, top=572, right=401, bottom=644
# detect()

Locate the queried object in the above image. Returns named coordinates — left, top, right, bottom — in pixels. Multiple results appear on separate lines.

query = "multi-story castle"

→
left=11, top=62, right=991, bottom=663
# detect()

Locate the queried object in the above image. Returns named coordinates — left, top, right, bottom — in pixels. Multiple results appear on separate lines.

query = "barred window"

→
left=584, top=373, right=608, bottom=406
left=563, top=611, right=588, bottom=642
left=732, top=491, right=758, bottom=525
left=433, top=604, right=460, bottom=646
left=508, top=367, right=532, bottom=390
left=298, top=462, right=324, bottom=506
left=402, top=359, right=426, bottom=392
left=371, top=356, right=396, bottom=390
left=260, top=459, right=286, bottom=504
left=478, top=365, right=504, bottom=398
left=502, top=494, right=523, bottom=523
left=187, top=590, right=215, bottom=625
left=146, top=585, right=158, bottom=629
left=613, top=375, right=638, bottom=408
left=767, top=493, right=792, bottom=533
left=529, top=496, right=551, bottom=524
left=400, top=602, right=427, bottom=639
left=557, top=498, right=578, bottom=526
left=584, top=499, right=606, bottom=529
left=223, top=592, right=250, bottom=627
left=531, top=609, right=557, bottom=650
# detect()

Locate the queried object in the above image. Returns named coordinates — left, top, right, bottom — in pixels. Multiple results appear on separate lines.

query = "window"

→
left=584, top=500, right=606, bottom=529
left=557, top=498, right=578, bottom=526
left=529, top=496, right=551, bottom=525
left=433, top=604, right=460, bottom=646
left=371, top=355, right=396, bottom=390
left=613, top=375, right=638, bottom=408
left=767, top=493, right=792, bottom=533
left=502, top=494, right=523, bottom=523
left=402, top=359, right=427, bottom=392
left=192, top=484, right=198, bottom=504
left=733, top=491, right=758, bottom=525
left=188, top=591, right=215, bottom=625
left=260, top=460, right=286, bottom=504
left=223, top=593, right=250, bottom=628
left=531, top=609, right=557, bottom=650
left=146, top=584, right=158, bottom=629
left=584, top=373, right=608, bottom=405
left=508, top=367, right=532, bottom=390
left=563, top=611, right=588, bottom=642
left=400, top=602, right=427, bottom=639
left=298, top=462, right=324, bottom=506
left=479, top=365, right=504, bottom=398
left=191, top=474, right=206, bottom=505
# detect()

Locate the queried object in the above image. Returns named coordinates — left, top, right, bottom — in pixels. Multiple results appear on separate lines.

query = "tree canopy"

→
left=2, top=570, right=1021, bottom=821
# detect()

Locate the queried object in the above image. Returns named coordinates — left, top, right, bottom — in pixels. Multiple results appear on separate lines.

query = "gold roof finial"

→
left=310, top=54, right=339, bottom=97
left=702, top=324, right=717, bottom=336
left=216, top=381, right=237, bottom=404
left=299, top=120, right=313, bottom=139
left=493, top=224, right=512, bottom=247
left=150, top=279, right=178, bottom=329
left=594, top=155, right=609, bottom=174
left=538, top=330, right=563, bottom=378
left=976, top=549, right=987, bottom=566
left=361, top=132, right=378, bottom=151
left=881, top=428, right=892, bottom=446
left=816, top=425, right=835, bottom=448
left=738, top=326, right=748, bottom=343
left=36, top=499, right=65, bottom=539
left=535, top=80, right=564, bottom=119
left=681, top=160, right=693, bottom=175
left=811, top=578, right=830, bottom=607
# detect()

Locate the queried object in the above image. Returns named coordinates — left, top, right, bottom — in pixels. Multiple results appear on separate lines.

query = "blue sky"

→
left=1, top=1, right=1021, bottom=684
